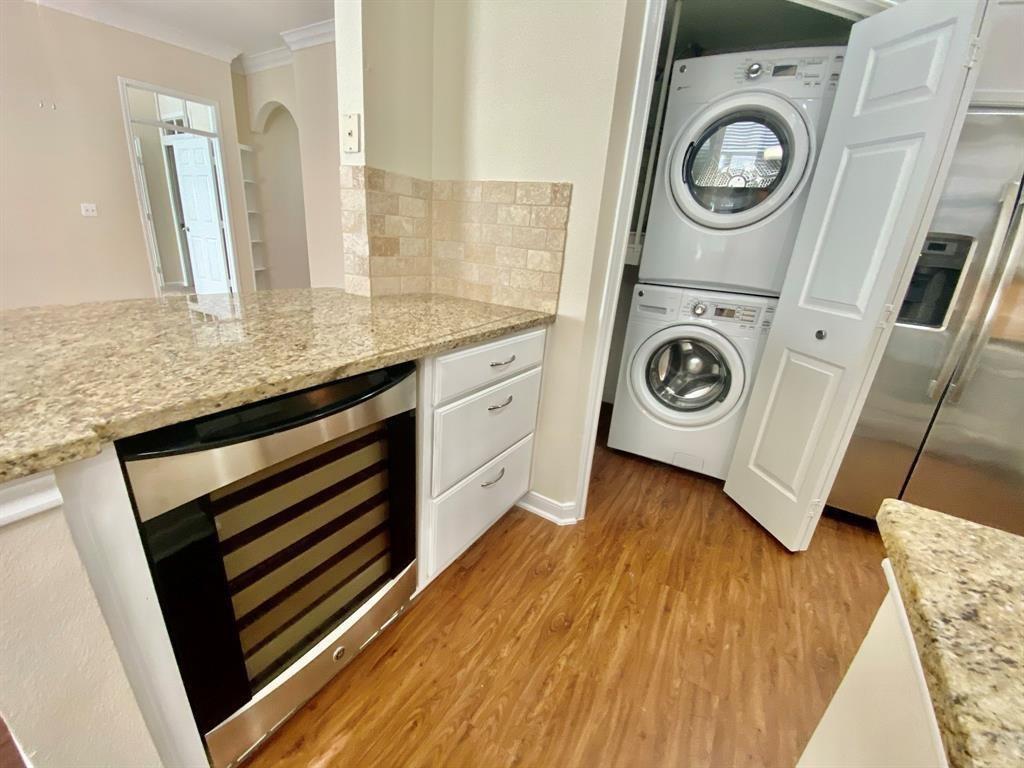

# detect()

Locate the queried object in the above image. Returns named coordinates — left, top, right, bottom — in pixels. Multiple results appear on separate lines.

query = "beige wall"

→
left=362, top=0, right=435, bottom=179
left=0, top=1, right=254, bottom=310
left=431, top=1, right=630, bottom=504
left=241, top=48, right=343, bottom=289
left=292, top=45, right=345, bottom=288
left=0, top=506, right=161, bottom=766
left=259, top=106, right=311, bottom=289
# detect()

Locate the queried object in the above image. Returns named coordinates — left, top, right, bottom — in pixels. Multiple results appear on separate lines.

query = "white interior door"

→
left=164, top=135, right=230, bottom=295
left=724, top=0, right=991, bottom=551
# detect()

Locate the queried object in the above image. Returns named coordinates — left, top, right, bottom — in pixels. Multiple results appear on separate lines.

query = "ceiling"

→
left=36, top=0, right=333, bottom=61
left=664, top=0, right=853, bottom=60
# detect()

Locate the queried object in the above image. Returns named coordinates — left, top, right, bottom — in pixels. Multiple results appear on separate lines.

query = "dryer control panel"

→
left=734, top=54, right=844, bottom=92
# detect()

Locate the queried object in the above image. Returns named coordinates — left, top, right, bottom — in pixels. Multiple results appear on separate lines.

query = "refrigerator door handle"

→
left=947, top=198, right=1024, bottom=404
left=927, top=181, right=1021, bottom=400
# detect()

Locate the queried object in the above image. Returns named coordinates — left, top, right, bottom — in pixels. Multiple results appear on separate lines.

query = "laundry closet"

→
left=599, top=0, right=1016, bottom=551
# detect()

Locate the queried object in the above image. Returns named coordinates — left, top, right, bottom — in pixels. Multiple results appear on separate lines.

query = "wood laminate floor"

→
left=249, top=414, right=886, bottom=767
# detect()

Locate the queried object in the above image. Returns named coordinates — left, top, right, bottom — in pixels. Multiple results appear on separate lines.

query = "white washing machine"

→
left=608, top=283, right=776, bottom=480
left=640, top=47, right=846, bottom=296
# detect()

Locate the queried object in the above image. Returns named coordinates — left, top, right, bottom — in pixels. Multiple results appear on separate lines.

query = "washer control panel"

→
left=684, top=298, right=775, bottom=334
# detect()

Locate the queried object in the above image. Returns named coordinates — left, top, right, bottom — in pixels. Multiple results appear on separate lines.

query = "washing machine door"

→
left=668, top=92, right=811, bottom=230
left=630, top=325, right=746, bottom=427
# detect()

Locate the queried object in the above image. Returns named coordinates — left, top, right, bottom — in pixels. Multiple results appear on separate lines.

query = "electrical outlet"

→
left=80, top=203, right=98, bottom=217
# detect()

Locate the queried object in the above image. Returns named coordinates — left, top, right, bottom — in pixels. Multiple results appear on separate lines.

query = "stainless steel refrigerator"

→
left=828, top=107, right=1024, bottom=535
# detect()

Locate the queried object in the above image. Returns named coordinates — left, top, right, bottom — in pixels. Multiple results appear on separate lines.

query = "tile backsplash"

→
left=340, top=165, right=571, bottom=313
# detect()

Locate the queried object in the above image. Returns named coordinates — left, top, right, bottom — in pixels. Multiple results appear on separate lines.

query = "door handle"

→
left=480, top=467, right=505, bottom=488
left=489, top=355, right=517, bottom=368
left=946, top=199, right=1022, bottom=404
left=926, top=181, right=1020, bottom=400
left=487, top=395, right=514, bottom=411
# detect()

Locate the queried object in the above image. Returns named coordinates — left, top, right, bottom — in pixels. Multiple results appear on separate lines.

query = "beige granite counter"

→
left=0, top=289, right=554, bottom=483
left=878, top=500, right=1024, bottom=768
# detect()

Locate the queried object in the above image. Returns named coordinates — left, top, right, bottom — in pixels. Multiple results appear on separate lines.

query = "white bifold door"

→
left=163, top=134, right=232, bottom=295
left=725, top=0, right=993, bottom=551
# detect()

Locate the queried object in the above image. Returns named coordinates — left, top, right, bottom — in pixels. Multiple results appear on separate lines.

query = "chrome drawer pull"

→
left=488, top=395, right=514, bottom=411
left=480, top=467, right=505, bottom=487
left=489, top=354, right=517, bottom=367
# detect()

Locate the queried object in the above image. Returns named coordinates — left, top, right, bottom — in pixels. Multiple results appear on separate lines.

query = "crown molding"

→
left=233, top=46, right=293, bottom=75
left=32, top=0, right=240, bottom=62
left=281, top=18, right=334, bottom=51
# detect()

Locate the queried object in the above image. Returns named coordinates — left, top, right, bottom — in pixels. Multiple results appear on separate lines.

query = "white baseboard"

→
left=517, top=490, right=579, bottom=526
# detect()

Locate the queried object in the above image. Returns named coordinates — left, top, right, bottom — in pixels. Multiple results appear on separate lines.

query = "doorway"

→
left=120, top=79, right=239, bottom=296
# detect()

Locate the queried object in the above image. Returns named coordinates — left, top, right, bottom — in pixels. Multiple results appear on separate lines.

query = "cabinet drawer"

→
left=432, top=435, right=533, bottom=574
left=432, top=367, right=542, bottom=495
left=433, top=328, right=546, bottom=405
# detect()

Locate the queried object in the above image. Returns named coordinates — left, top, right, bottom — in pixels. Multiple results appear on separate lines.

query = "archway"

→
left=251, top=103, right=311, bottom=289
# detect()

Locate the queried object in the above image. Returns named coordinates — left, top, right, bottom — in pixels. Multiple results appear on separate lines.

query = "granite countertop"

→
left=0, top=289, right=554, bottom=483
left=877, top=500, right=1024, bottom=768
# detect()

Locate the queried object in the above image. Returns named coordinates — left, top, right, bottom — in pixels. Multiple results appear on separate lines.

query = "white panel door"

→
left=165, top=135, right=230, bottom=294
left=724, top=0, right=991, bottom=551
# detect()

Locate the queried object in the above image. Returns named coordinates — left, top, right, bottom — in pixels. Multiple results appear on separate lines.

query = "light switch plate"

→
left=342, top=113, right=361, bottom=153
left=80, top=203, right=98, bottom=217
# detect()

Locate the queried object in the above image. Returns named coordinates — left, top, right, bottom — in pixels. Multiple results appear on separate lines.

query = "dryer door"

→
left=630, top=325, right=746, bottom=427
left=668, top=92, right=811, bottom=230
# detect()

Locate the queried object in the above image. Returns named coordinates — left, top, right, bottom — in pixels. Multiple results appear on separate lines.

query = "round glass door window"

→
left=684, top=113, right=790, bottom=216
left=646, top=338, right=731, bottom=412
left=667, top=93, right=810, bottom=231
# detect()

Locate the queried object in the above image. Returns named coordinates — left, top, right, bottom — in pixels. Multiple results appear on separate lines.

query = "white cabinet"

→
left=418, top=328, right=546, bottom=587
left=798, top=559, right=947, bottom=767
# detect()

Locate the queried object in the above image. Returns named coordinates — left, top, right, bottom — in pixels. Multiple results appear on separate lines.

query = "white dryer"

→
left=641, top=47, right=845, bottom=296
left=608, top=284, right=776, bottom=480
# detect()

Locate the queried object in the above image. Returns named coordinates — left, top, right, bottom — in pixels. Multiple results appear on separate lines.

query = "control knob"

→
left=745, top=63, right=763, bottom=79
left=693, top=302, right=707, bottom=316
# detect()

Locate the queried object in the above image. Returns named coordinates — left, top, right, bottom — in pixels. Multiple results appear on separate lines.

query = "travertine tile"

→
left=527, top=249, right=561, bottom=273
left=399, top=196, right=428, bottom=218
left=400, top=237, right=428, bottom=258
left=495, top=246, right=528, bottom=269
left=346, top=274, right=371, bottom=295
left=341, top=168, right=569, bottom=309
left=481, top=223, right=513, bottom=246
left=369, top=236, right=399, bottom=258
left=368, top=214, right=386, bottom=236
left=482, top=181, right=516, bottom=204
left=515, top=182, right=553, bottom=205
left=343, top=232, right=370, bottom=257
left=496, top=204, right=532, bottom=227
left=371, top=276, right=403, bottom=295
left=546, top=229, right=566, bottom=251
left=512, top=227, right=549, bottom=250
left=432, top=180, right=452, bottom=200
left=384, top=171, right=413, bottom=196
left=552, top=182, right=572, bottom=205
left=339, top=165, right=354, bottom=189
left=401, top=275, right=431, bottom=293
left=452, top=181, right=482, bottom=202
left=466, top=243, right=496, bottom=265
left=434, top=241, right=465, bottom=260
left=365, top=167, right=385, bottom=191
left=341, top=210, right=366, bottom=234
left=531, top=205, right=569, bottom=228
left=340, top=189, right=366, bottom=212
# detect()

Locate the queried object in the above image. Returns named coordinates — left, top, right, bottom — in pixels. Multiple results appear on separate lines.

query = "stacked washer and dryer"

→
left=608, top=47, right=845, bottom=479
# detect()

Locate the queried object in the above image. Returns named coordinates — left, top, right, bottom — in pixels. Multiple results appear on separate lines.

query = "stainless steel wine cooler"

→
left=117, top=362, right=418, bottom=766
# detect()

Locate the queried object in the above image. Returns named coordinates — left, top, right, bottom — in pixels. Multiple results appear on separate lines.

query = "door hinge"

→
left=808, top=499, right=822, bottom=519
left=878, top=303, right=896, bottom=329
left=966, top=36, right=982, bottom=70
